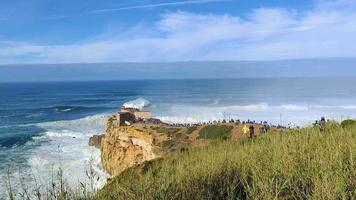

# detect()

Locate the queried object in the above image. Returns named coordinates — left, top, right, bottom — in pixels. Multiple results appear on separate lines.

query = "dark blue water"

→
left=1, top=78, right=356, bottom=194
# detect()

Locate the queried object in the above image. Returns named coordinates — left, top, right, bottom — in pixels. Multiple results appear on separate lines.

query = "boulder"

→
left=89, top=134, right=104, bottom=149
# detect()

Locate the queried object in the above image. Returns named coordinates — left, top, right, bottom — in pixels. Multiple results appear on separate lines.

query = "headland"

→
left=90, top=104, right=282, bottom=176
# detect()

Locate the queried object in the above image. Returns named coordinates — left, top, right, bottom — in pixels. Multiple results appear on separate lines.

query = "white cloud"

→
left=89, top=0, right=227, bottom=13
left=1, top=0, right=356, bottom=64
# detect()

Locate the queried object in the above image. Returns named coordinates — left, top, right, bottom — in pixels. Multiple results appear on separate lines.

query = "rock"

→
left=100, top=116, right=189, bottom=176
left=89, top=134, right=104, bottom=149
left=101, top=126, right=157, bottom=176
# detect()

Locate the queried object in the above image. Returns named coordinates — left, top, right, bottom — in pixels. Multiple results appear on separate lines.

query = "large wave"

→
left=123, top=98, right=150, bottom=110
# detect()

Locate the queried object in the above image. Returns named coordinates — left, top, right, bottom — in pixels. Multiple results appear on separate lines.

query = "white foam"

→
left=0, top=114, right=110, bottom=197
left=60, top=108, right=72, bottom=112
left=44, top=130, right=87, bottom=139
left=37, top=114, right=107, bottom=132
left=123, top=98, right=150, bottom=110
left=155, top=103, right=356, bottom=126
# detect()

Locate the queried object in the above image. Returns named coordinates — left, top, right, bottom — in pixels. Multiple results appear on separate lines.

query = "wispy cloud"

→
left=88, top=0, right=227, bottom=13
left=45, top=0, right=227, bottom=20
left=1, top=0, right=356, bottom=64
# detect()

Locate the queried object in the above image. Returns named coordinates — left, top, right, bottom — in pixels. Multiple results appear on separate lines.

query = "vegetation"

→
left=186, top=126, right=198, bottom=134
left=152, top=126, right=181, bottom=138
left=5, top=121, right=356, bottom=199
left=158, top=139, right=175, bottom=148
left=4, top=163, right=100, bottom=200
left=198, top=125, right=233, bottom=139
left=94, top=122, right=356, bottom=199
left=341, top=119, right=356, bottom=129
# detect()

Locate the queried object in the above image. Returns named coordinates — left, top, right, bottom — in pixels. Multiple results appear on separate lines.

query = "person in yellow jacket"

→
left=242, top=124, right=249, bottom=135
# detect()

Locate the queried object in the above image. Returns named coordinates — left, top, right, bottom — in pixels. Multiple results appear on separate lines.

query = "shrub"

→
left=341, top=119, right=356, bottom=129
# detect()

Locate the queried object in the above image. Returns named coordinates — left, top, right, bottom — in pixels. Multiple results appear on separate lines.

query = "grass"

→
left=158, top=140, right=175, bottom=148
left=152, top=126, right=182, bottom=138
left=3, top=160, right=101, bottom=200
left=5, top=121, right=356, bottom=199
left=186, top=126, right=198, bottom=134
left=198, top=125, right=233, bottom=139
left=94, top=122, right=356, bottom=199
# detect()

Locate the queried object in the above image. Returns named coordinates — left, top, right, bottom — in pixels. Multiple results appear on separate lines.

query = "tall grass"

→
left=3, top=122, right=356, bottom=199
left=94, top=122, right=356, bottom=199
left=3, top=159, right=101, bottom=200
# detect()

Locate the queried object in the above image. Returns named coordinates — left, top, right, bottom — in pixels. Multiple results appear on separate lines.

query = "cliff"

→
left=100, top=116, right=277, bottom=176
left=101, top=117, right=160, bottom=176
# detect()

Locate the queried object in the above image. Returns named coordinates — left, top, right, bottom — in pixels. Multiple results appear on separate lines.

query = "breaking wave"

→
left=37, top=114, right=107, bottom=132
left=0, top=114, right=110, bottom=196
left=123, top=98, right=150, bottom=110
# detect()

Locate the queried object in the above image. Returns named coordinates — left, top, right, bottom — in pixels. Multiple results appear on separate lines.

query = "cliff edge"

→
left=100, top=115, right=278, bottom=176
left=101, top=116, right=160, bottom=176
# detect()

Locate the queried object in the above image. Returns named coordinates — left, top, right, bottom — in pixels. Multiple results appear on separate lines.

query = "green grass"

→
left=198, top=125, right=233, bottom=139
left=152, top=126, right=181, bottom=137
left=94, top=122, right=356, bottom=200
left=186, top=126, right=197, bottom=134
left=158, top=140, right=175, bottom=148
left=341, top=119, right=356, bottom=129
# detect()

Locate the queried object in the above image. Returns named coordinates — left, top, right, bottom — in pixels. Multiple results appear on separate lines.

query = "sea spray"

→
left=154, top=103, right=356, bottom=126
left=0, top=114, right=110, bottom=198
left=123, top=98, right=150, bottom=110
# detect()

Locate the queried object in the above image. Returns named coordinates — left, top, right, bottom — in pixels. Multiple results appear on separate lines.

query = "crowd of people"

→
left=161, top=118, right=276, bottom=129
left=164, top=119, right=241, bottom=128
left=139, top=115, right=328, bottom=139
left=143, top=117, right=278, bottom=138
left=241, top=121, right=271, bottom=138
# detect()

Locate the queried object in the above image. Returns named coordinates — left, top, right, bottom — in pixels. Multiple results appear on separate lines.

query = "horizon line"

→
left=1, top=57, right=356, bottom=66
left=1, top=76, right=356, bottom=84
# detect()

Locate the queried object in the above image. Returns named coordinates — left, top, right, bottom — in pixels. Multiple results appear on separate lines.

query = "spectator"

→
left=249, top=125, right=255, bottom=138
left=242, top=124, right=249, bottom=135
left=319, top=117, right=326, bottom=131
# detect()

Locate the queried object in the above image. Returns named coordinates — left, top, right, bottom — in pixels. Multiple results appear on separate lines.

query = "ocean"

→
left=1, top=78, right=356, bottom=195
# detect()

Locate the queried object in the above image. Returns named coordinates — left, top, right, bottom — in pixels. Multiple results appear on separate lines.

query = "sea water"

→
left=1, top=78, right=356, bottom=196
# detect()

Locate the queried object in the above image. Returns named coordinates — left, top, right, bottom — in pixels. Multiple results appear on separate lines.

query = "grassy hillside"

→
left=198, top=125, right=233, bottom=139
left=94, top=122, right=356, bottom=199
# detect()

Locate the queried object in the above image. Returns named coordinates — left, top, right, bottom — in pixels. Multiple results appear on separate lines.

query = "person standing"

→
left=319, top=117, right=326, bottom=131
left=249, top=125, right=255, bottom=138
left=242, top=124, right=249, bottom=135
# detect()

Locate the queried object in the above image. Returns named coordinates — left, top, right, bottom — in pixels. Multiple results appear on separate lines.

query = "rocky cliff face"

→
left=101, top=117, right=159, bottom=176
left=89, top=134, right=104, bottom=149
left=100, top=116, right=280, bottom=177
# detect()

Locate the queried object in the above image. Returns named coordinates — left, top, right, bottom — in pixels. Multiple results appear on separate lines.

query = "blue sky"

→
left=1, top=0, right=356, bottom=64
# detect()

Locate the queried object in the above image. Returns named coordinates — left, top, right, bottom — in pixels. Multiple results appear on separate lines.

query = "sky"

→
left=1, top=59, right=356, bottom=82
left=0, top=0, right=356, bottom=64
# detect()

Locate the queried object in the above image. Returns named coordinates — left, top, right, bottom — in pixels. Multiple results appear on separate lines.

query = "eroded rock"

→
left=89, top=134, right=104, bottom=149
